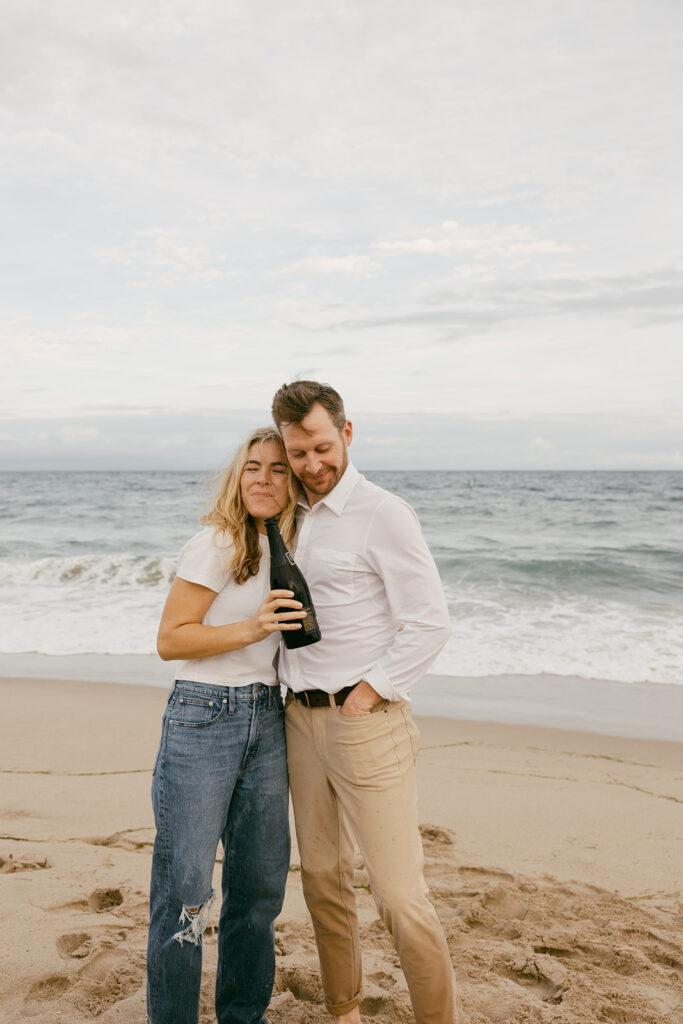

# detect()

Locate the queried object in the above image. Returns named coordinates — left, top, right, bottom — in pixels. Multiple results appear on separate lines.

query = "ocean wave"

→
left=434, top=552, right=683, bottom=598
left=0, top=554, right=178, bottom=589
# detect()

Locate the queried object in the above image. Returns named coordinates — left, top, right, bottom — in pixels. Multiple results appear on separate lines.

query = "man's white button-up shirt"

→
left=279, top=463, right=452, bottom=702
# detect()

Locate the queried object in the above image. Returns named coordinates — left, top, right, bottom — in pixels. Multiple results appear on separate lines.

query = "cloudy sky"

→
left=2, top=0, right=682, bottom=469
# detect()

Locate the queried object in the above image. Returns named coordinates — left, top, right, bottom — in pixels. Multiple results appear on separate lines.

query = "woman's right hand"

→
left=248, top=590, right=305, bottom=643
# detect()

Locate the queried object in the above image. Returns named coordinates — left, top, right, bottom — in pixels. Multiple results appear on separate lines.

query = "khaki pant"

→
left=285, top=695, right=462, bottom=1023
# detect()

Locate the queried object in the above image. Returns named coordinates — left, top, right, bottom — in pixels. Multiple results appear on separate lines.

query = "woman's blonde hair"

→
left=201, top=427, right=299, bottom=584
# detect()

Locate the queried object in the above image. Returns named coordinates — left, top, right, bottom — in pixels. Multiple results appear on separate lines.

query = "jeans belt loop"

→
left=229, top=687, right=235, bottom=715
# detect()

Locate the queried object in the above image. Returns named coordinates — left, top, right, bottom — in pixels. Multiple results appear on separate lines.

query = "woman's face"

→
left=240, top=440, right=291, bottom=525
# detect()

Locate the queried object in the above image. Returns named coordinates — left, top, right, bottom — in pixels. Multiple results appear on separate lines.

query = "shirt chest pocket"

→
left=309, top=548, right=368, bottom=607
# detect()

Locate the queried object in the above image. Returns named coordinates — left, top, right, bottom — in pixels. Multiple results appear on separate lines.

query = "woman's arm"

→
left=156, top=578, right=303, bottom=661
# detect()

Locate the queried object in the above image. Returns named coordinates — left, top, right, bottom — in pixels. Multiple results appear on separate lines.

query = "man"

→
left=271, top=380, right=462, bottom=1024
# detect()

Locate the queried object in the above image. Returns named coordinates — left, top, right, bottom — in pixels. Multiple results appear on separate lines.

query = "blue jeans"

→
left=146, top=681, right=290, bottom=1024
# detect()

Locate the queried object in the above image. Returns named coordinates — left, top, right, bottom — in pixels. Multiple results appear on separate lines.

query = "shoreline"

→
left=2, top=653, right=683, bottom=742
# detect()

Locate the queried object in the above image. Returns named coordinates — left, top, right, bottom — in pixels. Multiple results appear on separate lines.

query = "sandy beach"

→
left=1, top=675, right=682, bottom=1024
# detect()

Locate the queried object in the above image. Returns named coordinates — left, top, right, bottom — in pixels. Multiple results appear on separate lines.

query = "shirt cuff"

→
left=361, top=666, right=406, bottom=704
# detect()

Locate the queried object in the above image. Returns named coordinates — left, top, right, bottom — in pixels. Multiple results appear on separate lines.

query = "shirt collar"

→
left=296, top=462, right=360, bottom=517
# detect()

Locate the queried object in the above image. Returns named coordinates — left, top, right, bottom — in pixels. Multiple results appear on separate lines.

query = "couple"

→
left=146, top=380, right=462, bottom=1024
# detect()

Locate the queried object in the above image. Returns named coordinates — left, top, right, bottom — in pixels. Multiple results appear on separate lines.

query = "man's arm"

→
left=357, top=496, right=452, bottom=703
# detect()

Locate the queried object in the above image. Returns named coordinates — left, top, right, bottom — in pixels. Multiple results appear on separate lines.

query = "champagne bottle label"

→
left=300, top=607, right=318, bottom=632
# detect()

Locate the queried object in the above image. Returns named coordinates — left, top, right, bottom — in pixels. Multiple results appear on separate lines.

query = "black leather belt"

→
left=288, top=685, right=355, bottom=708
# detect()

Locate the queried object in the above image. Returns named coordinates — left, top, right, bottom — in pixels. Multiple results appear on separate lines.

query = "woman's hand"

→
left=157, top=581, right=305, bottom=661
left=247, top=590, right=305, bottom=643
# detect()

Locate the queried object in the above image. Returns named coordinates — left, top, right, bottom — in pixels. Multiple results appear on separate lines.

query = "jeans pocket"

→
left=336, top=706, right=373, bottom=722
left=169, top=692, right=227, bottom=728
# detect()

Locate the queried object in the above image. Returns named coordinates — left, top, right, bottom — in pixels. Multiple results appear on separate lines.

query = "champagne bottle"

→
left=264, top=517, right=322, bottom=649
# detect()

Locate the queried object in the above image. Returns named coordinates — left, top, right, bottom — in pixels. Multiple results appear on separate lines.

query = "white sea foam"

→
left=432, top=583, right=683, bottom=685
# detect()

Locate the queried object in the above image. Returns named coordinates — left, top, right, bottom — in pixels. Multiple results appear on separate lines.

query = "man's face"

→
left=280, top=402, right=352, bottom=505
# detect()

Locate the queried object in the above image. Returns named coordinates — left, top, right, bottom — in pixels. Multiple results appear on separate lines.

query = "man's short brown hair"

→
left=271, top=380, right=346, bottom=431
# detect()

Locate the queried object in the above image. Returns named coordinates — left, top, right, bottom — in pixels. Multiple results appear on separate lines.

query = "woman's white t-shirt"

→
left=173, top=526, right=278, bottom=688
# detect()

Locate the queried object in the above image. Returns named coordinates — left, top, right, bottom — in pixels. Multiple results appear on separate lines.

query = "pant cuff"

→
left=326, top=993, right=360, bottom=1015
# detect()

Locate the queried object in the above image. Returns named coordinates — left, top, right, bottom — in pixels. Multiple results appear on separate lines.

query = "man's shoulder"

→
left=350, top=473, right=413, bottom=518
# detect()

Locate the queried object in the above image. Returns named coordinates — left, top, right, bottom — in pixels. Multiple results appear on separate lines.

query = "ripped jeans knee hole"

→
left=172, top=890, right=216, bottom=947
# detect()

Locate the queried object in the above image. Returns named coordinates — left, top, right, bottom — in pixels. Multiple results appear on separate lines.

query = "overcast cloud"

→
left=2, top=0, right=682, bottom=469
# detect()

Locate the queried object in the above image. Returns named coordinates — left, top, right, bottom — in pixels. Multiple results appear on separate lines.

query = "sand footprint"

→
left=73, top=948, right=147, bottom=1018
left=596, top=993, right=676, bottom=1023
left=48, top=886, right=125, bottom=917
left=53, top=928, right=143, bottom=1017
left=89, top=887, right=124, bottom=913
left=419, top=823, right=456, bottom=847
left=458, top=881, right=534, bottom=944
left=274, top=964, right=325, bottom=1004
left=495, top=952, right=569, bottom=1004
left=57, top=931, right=95, bottom=959
left=620, top=926, right=683, bottom=978
left=481, top=884, right=531, bottom=922
left=458, top=864, right=516, bottom=884
left=571, top=940, right=650, bottom=976
left=22, top=974, right=71, bottom=1017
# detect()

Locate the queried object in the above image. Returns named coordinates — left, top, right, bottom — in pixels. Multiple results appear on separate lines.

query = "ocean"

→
left=1, top=469, right=682, bottom=689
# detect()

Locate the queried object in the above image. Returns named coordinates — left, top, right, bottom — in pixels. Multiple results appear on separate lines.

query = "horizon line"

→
left=1, top=466, right=681, bottom=474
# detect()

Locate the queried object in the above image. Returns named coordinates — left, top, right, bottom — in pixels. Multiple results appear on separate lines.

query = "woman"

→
left=146, top=427, right=304, bottom=1024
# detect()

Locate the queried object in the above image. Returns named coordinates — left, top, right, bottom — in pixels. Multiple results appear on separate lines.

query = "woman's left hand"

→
left=247, top=590, right=306, bottom=643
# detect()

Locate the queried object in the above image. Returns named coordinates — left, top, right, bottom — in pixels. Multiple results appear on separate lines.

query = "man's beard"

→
left=301, top=448, right=348, bottom=498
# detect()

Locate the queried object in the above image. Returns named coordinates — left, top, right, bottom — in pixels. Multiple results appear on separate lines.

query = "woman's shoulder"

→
left=175, top=526, right=235, bottom=591
left=179, top=525, right=234, bottom=556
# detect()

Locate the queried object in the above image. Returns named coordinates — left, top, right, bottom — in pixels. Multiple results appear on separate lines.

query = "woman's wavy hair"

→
left=201, top=427, right=299, bottom=584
